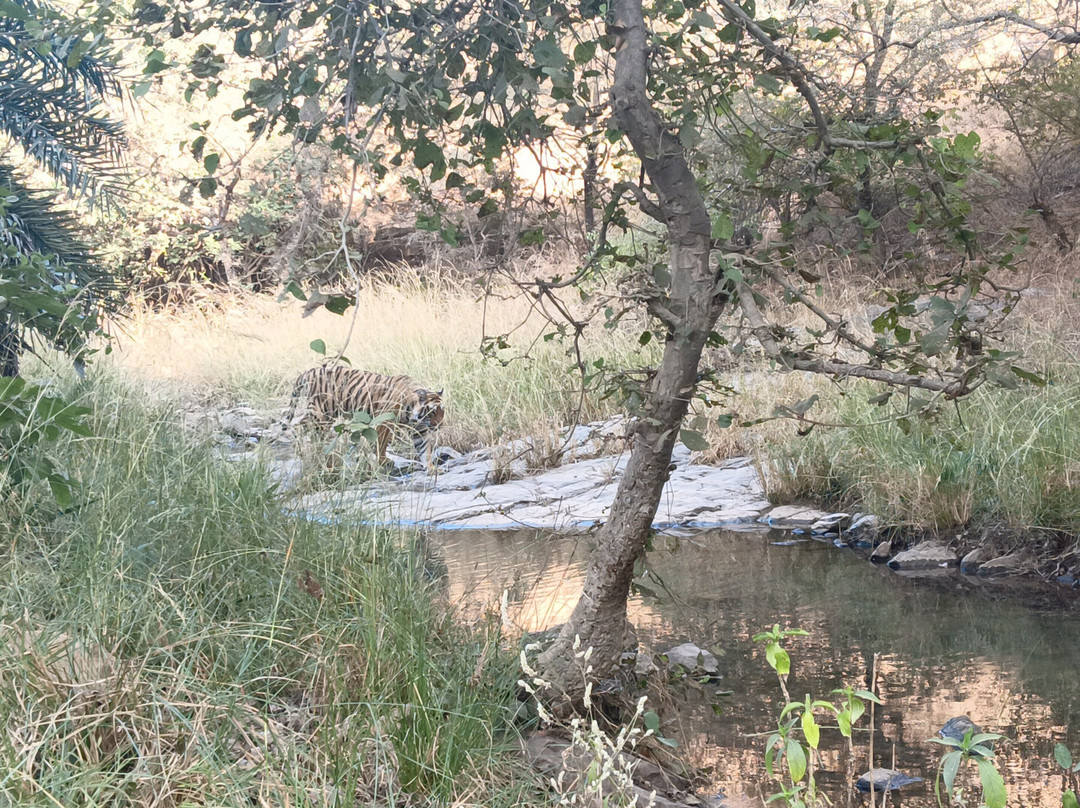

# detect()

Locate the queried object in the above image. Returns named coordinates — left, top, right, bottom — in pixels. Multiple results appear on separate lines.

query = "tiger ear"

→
left=437, top=389, right=443, bottom=396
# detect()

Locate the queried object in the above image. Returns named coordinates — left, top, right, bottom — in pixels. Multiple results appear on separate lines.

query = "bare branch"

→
left=757, top=263, right=886, bottom=358
left=714, top=0, right=832, bottom=149
left=736, top=282, right=976, bottom=397
left=895, top=9, right=1080, bottom=48
left=626, top=182, right=666, bottom=222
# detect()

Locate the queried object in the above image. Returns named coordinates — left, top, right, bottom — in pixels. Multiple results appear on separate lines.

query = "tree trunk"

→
left=583, top=140, right=598, bottom=235
left=1033, top=192, right=1073, bottom=253
left=537, top=0, right=728, bottom=704
left=0, top=319, right=19, bottom=378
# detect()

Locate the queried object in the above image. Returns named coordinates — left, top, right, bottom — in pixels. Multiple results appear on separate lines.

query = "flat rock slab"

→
left=978, top=552, right=1032, bottom=576
left=285, top=439, right=770, bottom=532
left=888, top=542, right=958, bottom=570
left=759, top=505, right=832, bottom=528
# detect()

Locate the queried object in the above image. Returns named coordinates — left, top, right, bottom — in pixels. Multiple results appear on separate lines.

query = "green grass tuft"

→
left=0, top=373, right=545, bottom=807
left=760, top=372, right=1080, bottom=534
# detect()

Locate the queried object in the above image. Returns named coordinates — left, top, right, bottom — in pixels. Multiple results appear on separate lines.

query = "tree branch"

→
left=895, top=9, right=1080, bottom=48
left=757, top=263, right=886, bottom=358
left=736, top=281, right=977, bottom=397
left=714, top=0, right=832, bottom=150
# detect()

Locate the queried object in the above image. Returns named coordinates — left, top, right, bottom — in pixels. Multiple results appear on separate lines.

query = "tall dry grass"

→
left=104, top=268, right=649, bottom=450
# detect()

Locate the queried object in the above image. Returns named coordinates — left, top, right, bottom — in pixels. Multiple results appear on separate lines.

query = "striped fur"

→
left=286, top=366, right=444, bottom=470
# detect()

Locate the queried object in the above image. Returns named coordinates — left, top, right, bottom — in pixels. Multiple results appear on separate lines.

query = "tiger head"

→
left=409, top=388, right=444, bottom=431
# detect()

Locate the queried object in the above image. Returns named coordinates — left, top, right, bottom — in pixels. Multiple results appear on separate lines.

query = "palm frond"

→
left=0, top=0, right=127, bottom=207
left=0, top=162, right=120, bottom=374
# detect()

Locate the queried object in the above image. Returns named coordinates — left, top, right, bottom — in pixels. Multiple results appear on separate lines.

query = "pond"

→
left=432, top=527, right=1080, bottom=808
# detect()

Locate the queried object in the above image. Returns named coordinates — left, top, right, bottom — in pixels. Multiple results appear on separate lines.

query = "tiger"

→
left=285, top=366, right=444, bottom=472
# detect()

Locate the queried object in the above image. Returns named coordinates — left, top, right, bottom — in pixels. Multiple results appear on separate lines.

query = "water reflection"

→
left=432, top=528, right=1080, bottom=808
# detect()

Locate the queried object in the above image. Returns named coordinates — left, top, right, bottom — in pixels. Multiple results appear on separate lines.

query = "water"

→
left=432, top=528, right=1080, bottom=808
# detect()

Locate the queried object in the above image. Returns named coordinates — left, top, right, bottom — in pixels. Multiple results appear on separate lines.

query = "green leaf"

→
left=942, top=750, right=961, bottom=796
left=920, top=323, right=950, bottom=357
left=47, top=473, right=73, bottom=509
left=716, top=414, right=733, bottom=428
left=849, top=699, right=865, bottom=724
left=643, top=711, right=661, bottom=733
left=234, top=28, right=252, bottom=56
left=801, top=702, right=820, bottom=749
left=837, top=711, right=851, bottom=738
left=573, top=41, right=596, bottom=63
left=563, top=104, right=587, bottom=127
left=413, top=140, right=444, bottom=171
left=806, top=25, right=841, bottom=42
left=66, top=37, right=93, bottom=70
left=754, top=72, right=782, bottom=94
left=309, top=339, right=326, bottom=355
left=765, top=735, right=780, bottom=776
left=691, top=9, right=715, bottom=27
left=204, top=153, right=220, bottom=174
left=0, top=0, right=30, bottom=21
left=324, top=295, right=353, bottom=315
left=1055, top=745, right=1073, bottom=771
left=1011, top=365, right=1047, bottom=386
left=1064, top=790, right=1078, bottom=808
left=976, top=757, right=1007, bottom=808
left=786, top=738, right=807, bottom=782
left=765, top=643, right=790, bottom=676
left=198, top=177, right=218, bottom=198
left=143, top=49, right=173, bottom=75
left=284, top=281, right=307, bottom=301
left=711, top=212, right=735, bottom=241
left=680, top=429, right=710, bottom=452
left=952, top=131, right=981, bottom=160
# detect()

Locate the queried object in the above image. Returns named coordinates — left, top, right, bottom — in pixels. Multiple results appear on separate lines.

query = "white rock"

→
left=810, top=512, right=849, bottom=533
left=978, top=552, right=1029, bottom=576
left=870, top=540, right=892, bottom=562
left=633, top=653, right=660, bottom=678
left=760, top=505, right=831, bottom=528
left=887, top=542, right=958, bottom=570
left=847, top=514, right=880, bottom=536
left=960, top=546, right=989, bottom=572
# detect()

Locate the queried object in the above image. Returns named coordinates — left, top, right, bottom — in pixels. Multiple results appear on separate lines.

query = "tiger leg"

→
left=413, top=430, right=435, bottom=473
left=376, top=423, right=392, bottom=466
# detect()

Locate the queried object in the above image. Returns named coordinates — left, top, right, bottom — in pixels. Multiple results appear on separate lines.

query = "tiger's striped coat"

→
left=286, top=366, right=444, bottom=471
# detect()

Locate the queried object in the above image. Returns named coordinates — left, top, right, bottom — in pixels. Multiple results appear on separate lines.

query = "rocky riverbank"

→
left=202, top=406, right=1078, bottom=587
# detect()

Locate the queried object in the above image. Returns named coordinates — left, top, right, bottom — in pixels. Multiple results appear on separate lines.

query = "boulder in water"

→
left=938, top=715, right=993, bottom=757
left=888, top=542, right=958, bottom=570
left=939, top=715, right=980, bottom=742
left=664, top=642, right=721, bottom=678
left=855, top=769, right=923, bottom=792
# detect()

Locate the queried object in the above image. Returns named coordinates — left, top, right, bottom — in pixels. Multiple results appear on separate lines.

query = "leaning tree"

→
left=132, top=0, right=1074, bottom=700
left=0, top=0, right=126, bottom=377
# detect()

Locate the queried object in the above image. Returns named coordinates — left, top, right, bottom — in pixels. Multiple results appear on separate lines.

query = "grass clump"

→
left=759, top=373, right=1080, bottom=534
left=0, top=374, right=544, bottom=807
